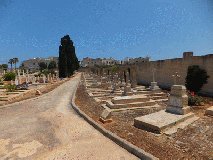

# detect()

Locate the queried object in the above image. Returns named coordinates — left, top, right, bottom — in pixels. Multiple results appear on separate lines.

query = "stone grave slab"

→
left=205, top=106, right=213, bottom=116
left=134, top=110, right=196, bottom=133
left=99, top=108, right=112, bottom=123
left=106, top=100, right=156, bottom=109
left=134, top=85, right=199, bottom=134
left=112, top=95, right=150, bottom=104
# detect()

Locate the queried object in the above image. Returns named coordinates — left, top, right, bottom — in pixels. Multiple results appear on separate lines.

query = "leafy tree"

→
left=3, top=72, right=16, bottom=81
left=48, top=61, right=57, bottom=70
left=110, top=65, right=119, bottom=73
left=185, top=65, right=209, bottom=93
left=1, top=64, right=8, bottom=70
left=8, top=59, right=14, bottom=70
left=13, top=58, right=19, bottom=69
left=38, top=62, right=47, bottom=72
left=59, top=35, right=79, bottom=78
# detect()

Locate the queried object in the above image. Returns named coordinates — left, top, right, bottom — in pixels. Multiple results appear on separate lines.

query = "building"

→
left=121, top=57, right=150, bottom=65
left=21, top=57, right=58, bottom=72
left=81, top=57, right=119, bottom=67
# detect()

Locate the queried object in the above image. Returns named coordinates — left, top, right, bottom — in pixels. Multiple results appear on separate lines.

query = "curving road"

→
left=0, top=74, right=138, bottom=160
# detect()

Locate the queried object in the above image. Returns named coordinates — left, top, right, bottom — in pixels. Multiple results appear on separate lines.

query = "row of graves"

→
left=0, top=70, right=59, bottom=104
left=83, top=70, right=212, bottom=135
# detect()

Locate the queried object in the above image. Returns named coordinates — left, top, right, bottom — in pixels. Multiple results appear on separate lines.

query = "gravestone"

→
left=43, top=76, right=46, bottom=83
left=134, top=85, right=198, bottom=134
left=166, top=85, right=190, bottom=115
left=150, top=68, right=160, bottom=90
left=15, top=77, right=19, bottom=85
left=150, top=82, right=160, bottom=90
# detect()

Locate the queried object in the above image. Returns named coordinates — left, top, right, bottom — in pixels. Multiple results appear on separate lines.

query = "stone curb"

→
left=71, top=80, right=159, bottom=160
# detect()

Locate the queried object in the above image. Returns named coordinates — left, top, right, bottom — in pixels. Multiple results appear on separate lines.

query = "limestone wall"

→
left=136, top=53, right=213, bottom=96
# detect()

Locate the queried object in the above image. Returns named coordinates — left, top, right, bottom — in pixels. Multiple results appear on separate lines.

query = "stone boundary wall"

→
left=136, top=53, right=213, bottom=96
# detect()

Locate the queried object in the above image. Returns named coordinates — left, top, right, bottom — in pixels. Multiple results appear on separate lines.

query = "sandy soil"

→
left=0, top=74, right=138, bottom=160
left=75, top=82, right=213, bottom=160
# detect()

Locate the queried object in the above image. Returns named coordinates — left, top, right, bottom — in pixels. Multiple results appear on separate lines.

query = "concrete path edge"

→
left=70, top=80, right=159, bottom=160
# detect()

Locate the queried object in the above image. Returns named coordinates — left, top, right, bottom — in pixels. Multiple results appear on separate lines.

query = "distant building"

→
left=81, top=57, right=119, bottom=67
left=21, top=57, right=58, bottom=72
left=121, top=57, right=149, bottom=65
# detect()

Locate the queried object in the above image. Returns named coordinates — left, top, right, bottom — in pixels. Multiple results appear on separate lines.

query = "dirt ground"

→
left=75, top=82, right=213, bottom=160
left=0, top=74, right=138, bottom=160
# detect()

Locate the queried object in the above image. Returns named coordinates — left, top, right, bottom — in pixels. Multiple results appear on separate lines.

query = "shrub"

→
left=185, top=65, right=209, bottom=93
left=4, top=84, right=16, bottom=92
left=3, top=72, right=16, bottom=81
left=188, top=95, right=203, bottom=106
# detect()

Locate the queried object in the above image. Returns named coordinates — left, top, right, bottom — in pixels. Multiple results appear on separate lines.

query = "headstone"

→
left=43, top=75, right=46, bottom=83
left=99, top=108, right=112, bottom=123
left=17, top=69, right=20, bottom=77
left=15, top=77, right=19, bottom=85
left=172, top=72, right=181, bottom=85
left=32, top=77, right=36, bottom=84
left=150, top=82, right=160, bottom=90
left=166, top=85, right=190, bottom=115
left=122, top=85, right=132, bottom=96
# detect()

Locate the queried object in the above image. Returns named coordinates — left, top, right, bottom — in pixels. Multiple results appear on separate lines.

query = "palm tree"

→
left=8, top=59, right=14, bottom=70
left=13, top=58, right=19, bottom=70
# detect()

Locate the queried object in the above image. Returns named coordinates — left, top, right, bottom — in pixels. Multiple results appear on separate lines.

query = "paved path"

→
left=0, top=74, right=138, bottom=160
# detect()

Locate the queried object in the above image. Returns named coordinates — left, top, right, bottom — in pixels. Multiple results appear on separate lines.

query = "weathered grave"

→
left=134, top=85, right=199, bottom=134
left=205, top=106, right=213, bottom=116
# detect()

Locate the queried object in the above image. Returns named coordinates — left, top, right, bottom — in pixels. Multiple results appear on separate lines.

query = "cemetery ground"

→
left=0, top=74, right=139, bottom=160
left=75, top=76, right=213, bottom=160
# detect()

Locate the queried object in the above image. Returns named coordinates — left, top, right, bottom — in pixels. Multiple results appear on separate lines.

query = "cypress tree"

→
left=58, top=35, right=79, bottom=78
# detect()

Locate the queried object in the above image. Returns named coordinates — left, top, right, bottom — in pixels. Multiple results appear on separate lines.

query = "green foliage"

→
left=1, top=64, right=8, bottom=70
left=110, top=65, right=119, bottom=73
left=4, top=84, right=16, bottom=92
left=59, top=35, right=79, bottom=78
left=3, top=72, right=16, bottom=81
left=38, top=62, right=47, bottom=71
left=41, top=69, right=49, bottom=77
left=8, top=58, right=14, bottom=69
left=13, top=58, right=19, bottom=69
left=0, top=78, right=3, bottom=85
left=188, top=95, right=203, bottom=106
left=48, top=61, right=57, bottom=70
left=185, top=65, right=209, bottom=93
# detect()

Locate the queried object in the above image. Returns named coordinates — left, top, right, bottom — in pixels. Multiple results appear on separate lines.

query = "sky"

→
left=0, top=0, right=212, bottom=65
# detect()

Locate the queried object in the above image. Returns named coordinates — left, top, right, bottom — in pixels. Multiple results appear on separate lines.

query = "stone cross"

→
left=172, top=72, right=181, bottom=85
left=152, top=68, right=156, bottom=82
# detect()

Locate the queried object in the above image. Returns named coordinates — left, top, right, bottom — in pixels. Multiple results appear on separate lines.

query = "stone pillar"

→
left=43, top=75, right=46, bottom=83
left=15, top=77, right=19, bottom=85
left=17, top=69, right=20, bottom=77
left=166, top=85, right=190, bottom=115
left=131, top=70, right=137, bottom=88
